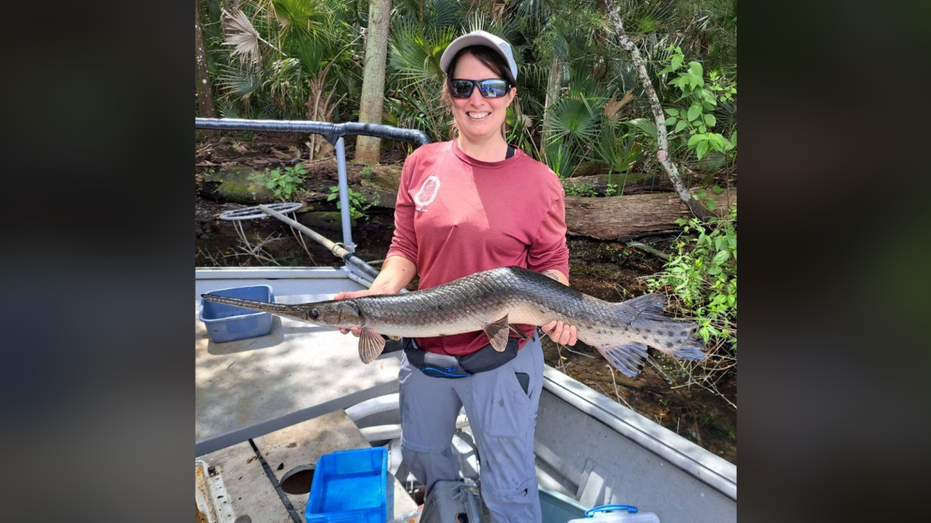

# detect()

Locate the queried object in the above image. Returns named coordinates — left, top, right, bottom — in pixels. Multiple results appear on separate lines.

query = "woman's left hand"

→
left=541, top=320, right=578, bottom=346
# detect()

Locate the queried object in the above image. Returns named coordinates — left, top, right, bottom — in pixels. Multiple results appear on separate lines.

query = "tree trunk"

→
left=195, top=0, right=216, bottom=118
left=603, top=0, right=715, bottom=221
left=354, top=0, right=391, bottom=165
left=543, top=54, right=562, bottom=141
left=492, top=0, right=507, bottom=22
left=564, top=189, right=736, bottom=240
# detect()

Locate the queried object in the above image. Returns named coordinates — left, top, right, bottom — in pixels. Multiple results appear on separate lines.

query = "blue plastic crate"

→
left=199, top=285, right=274, bottom=343
left=306, top=447, right=387, bottom=523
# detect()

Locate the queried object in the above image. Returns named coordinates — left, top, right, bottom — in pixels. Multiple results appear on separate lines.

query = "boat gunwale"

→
left=542, top=366, right=737, bottom=501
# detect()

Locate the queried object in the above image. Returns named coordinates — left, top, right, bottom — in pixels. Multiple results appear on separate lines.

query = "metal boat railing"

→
left=195, top=117, right=430, bottom=266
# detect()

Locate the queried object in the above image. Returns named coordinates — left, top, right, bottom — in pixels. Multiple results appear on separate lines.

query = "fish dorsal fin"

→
left=599, top=343, right=649, bottom=378
left=483, top=314, right=511, bottom=352
left=626, top=293, right=666, bottom=314
left=614, top=293, right=668, bottom=326
left=358, top=328, right=386, bottom=364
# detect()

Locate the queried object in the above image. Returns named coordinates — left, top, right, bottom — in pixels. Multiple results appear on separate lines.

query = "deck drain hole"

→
left=280, top=465, right=315, bottom=495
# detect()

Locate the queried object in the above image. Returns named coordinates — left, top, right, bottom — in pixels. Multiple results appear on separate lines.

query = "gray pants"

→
left=398, top=332, right=544, bottom=523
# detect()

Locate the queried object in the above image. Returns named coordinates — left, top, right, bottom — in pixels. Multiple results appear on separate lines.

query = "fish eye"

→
left=310, top=309, right=319, bottom=319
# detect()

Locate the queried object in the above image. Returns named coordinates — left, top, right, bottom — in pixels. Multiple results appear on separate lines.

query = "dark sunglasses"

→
left=448, top=78, right=512, bottom=99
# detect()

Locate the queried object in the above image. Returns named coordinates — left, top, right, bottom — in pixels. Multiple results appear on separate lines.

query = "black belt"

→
left=388, top=334, right=530, bottom=378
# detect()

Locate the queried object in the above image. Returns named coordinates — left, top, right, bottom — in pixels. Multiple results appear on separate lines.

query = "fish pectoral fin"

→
left=483, top=315, right=511, bottom=353
left=600, top=343, right=649, bottom=378
left=507, top=324, right=528, bottom=341
left=358, top=328, right=386, bottom=364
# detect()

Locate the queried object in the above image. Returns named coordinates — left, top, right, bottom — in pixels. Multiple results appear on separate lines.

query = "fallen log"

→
left=200, top=166, right=276, bottom=204
left=347, top=180, right=735, bottom=242
left=565, top=188, right=736, bottom=240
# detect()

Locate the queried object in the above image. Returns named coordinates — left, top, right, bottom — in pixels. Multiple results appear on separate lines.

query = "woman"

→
left=335, top=30, right=576, bottom=523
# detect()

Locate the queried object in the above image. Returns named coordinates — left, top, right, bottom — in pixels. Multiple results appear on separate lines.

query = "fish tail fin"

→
left=642, top=320, right=707, bottom=361
left=618, top=294, right=708, bottom=362
left=670, top=339, right=707, bottom=360
left=653, top=321, right=707, bottom=361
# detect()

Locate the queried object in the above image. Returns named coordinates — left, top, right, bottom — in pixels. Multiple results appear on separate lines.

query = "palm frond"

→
left=518, top=61, right=550, bottom=89
left=271, top=0, right=325, bottom=33
left=222, top=8, right=264, bottom=69
left=543, top=139, right=583, bottom=178
left=218, top=65, right=263, bottom=99
left=625, top=117, right=658, bottom=141
left=388, top=22, right=456, bottom=84
left=217, top=98, right=241, bottom=119
left=619, top=0, right=680, bottom=37
left=265, top=57, right=309, bottom=114
left=432, top=0, right=465, bottom=28
left=603, top=89, right=635, bottom=123
left=291, top=33, right=327, bottom=76
left=513, top=0, right=552, bottom=35
left=544, top=94, right=601, bottom=146
left=392, top=0, right=465, bottom=29
left=383, top=95, right=452, bottom=142
left=588, top=125, right=645, bottom=174
left=463, top=4, right=523, bottom=44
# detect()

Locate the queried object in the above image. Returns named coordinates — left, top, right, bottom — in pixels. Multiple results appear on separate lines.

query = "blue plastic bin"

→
left=199, top=285, right=274, bottom=343
left=305, top=447, right=388, bottom=523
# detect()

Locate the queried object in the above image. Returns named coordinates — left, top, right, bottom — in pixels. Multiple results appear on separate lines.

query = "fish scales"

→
left=359, top=268, right=617, bottom=340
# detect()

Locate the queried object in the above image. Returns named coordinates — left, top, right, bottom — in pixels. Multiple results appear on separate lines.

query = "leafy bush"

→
left=250, top=165, right=307, bottom=201
left=660, top=46, right=736, bottom=161
left=648, top=205, right=737, bottom=353
left=327, top=185, right=379, bottom=220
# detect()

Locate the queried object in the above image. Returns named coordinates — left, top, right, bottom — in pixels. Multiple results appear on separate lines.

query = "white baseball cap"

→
left=440, top=30, right=518, bottom=82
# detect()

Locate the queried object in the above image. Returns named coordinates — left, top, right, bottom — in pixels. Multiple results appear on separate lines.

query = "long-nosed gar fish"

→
left=200, top=266, right=705, bottom=377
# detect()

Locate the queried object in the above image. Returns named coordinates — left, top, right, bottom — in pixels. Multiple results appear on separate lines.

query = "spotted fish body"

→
left=200, top=266, right=705, bottom=377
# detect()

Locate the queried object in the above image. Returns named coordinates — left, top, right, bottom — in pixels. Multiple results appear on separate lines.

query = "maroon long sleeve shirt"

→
left=386, top=139, right=570, bottom=357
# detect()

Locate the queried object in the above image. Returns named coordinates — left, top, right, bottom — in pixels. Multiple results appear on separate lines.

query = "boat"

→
left=194, top=118, right=737, bottom=523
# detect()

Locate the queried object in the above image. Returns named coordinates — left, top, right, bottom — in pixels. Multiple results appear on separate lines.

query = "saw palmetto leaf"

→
left=222, top=8, right=264, bottom=69
left=218, top=65, right=262, bottom=99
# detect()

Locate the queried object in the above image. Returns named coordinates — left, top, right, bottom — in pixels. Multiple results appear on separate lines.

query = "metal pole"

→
left=194, top=118, right=431, bottom=146
left=334, top=137, right=354, bottom=253
left=257, top=205, right=380, bottom=281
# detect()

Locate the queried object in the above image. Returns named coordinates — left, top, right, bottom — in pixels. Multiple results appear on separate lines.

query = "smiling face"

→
left=449, top=51, right=516, bottom=146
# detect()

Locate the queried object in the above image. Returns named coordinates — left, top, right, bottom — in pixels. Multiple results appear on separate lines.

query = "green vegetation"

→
left=249, top=165, right=307, bottom=201
left=327, top=185, right=379, bottom=220
left=649, top=205, right=737, bottom=353
left=196, top=0, right=737, bottom=185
